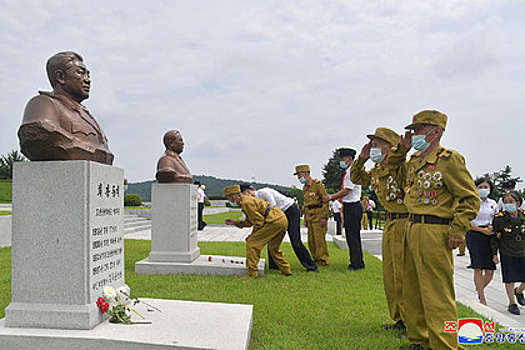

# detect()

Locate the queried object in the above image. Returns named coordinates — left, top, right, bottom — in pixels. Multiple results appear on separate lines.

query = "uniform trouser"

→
left=246, top=215, right=291, bottom=277
left=361, top=212, right=368, bottom=230
left=367, top=210, right=374, bottom=230
left=197, top=202, right=206, bottom=230
left=382, top=218, right=406, bottom=323
left=403, top=221, right=464, bottom=350
left=268, top=204, right=318, bottom=271
left=343, top=202, right=364, bottom=268
left=334, top=212, right=342, bottom=235
left=305, top=212, right=329, bottom=266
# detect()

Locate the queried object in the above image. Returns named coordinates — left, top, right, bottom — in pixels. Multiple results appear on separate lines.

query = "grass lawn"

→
left=0, top=180, right=11, bottom=203
left=124, top=206, right=152, bottom=210
left=0, top=211, right=11, bottom=216
left=203, top=210, right=244, bottom=225
left=1, top=241, right=521, bottom=349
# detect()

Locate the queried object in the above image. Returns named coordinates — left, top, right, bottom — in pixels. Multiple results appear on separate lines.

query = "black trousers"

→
left=268, top=204, right=318, bottom=271
left=343, top=201, right=364, bottom=268
left=367, top=210, right=374, bottom=229
left=197, top=202, right=206, bottom=230
left=334, top=212, right=342, bottom=235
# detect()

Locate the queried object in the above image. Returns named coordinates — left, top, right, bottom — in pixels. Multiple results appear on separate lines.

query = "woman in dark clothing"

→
left=492, top=190, right=525, bottom=315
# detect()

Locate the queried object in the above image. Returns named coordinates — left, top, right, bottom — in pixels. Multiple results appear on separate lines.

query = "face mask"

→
left=299, top=177, right=307, bottom=184
left=369, top=148, right=385, bottom=164
left=478, top=188, right=490, bottom=198
left=339, top=161, right=349, bottom=169
left=412, top=134, right=430, bottom=151
left=504, top=203, right=517, bottom=213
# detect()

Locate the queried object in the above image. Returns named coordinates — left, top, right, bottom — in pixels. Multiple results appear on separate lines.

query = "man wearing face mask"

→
left=322, top=148, right=364, bottom=270
left=388, top=110, right=480, bottom=350
left=295, top=164, right=330, bottom=266
left=349, top=127, right=407, bottom=332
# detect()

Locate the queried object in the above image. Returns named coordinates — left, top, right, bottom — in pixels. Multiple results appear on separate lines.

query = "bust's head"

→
left=46, top=51, right=90, bottom=103
left=163, top=130, right=184, bottom=154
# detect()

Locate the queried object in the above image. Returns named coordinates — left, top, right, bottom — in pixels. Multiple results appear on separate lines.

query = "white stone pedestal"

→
left=5, top=161, right=126, bottom=330
left=135, top=183, right=264, bottom=276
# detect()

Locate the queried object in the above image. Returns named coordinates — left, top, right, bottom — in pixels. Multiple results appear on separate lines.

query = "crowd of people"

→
left=216, top=109, right=522, bottom=350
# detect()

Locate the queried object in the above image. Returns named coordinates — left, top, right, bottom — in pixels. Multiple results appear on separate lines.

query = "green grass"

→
left=0, top=241, right=521, bottom=349
left=0, top=211, right=11, bottom=216
left=0, top=180, right=11, bottom=203
left=203, top=210, right=244, bottom=225
left=124, top=206, right=152, bottom=210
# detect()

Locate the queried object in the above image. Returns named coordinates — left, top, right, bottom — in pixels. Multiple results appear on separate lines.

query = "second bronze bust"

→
left=155, top=130, right=193, bottom=184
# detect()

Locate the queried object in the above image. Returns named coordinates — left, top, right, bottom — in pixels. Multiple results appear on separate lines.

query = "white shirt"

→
left=255, top=187, right=294, bottom=212
left=331, top=200, right=341, bottom=213
left=342, top=168, right=361, bottom=203
left=197, top=188, right=205, bottom=203
left=471, top=198, right=497, bottom=226
left=365, top=199, right=376, bottom=211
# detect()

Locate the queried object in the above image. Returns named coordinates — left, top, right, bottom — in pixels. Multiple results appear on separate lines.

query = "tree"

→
left=0, top=150, right=27, bottom=180
left=479, top=165, right=522, bottom=200
left=286, top=188, right=304, bottom=206
left=322, top=150, right=345, bottom=192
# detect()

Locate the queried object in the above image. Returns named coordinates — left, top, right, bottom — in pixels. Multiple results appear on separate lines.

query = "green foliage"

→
left=0, top=180, right=11, bottom=203
left=322, top=149, right=345, bottom=192
left=0, top=211, right=11, bottom=216
left=286, top=188, right=304, bottom=205
left=208, top=195, right=226, bottom=200
left=124, top=194, right=142, bottom=207
left=225, top=202, right=241, bottom=208
left=478, top=165, right=522, bottom=200
left=0, top=150, right=27, bottom=180
left=204, top=198, right=211, bottom=206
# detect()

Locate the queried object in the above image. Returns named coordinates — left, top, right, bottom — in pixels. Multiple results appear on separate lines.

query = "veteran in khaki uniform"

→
left=224, top=185, right=291, bottom=278
left=295, top=165, right=330, bottom=266
left=389, top=111, right=480, bottom=350
left=350, top=127, right=407, bottom=331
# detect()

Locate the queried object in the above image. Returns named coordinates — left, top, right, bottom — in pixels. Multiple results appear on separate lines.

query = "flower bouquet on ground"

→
left=96, top=286, right=161, bottom=324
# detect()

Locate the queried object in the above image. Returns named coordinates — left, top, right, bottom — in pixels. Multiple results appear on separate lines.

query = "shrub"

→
left=124, top=194, right=142, bottom=207
left=204, top=198, right=211, bottom=206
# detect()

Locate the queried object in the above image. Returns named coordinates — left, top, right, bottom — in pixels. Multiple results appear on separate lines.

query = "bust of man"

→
left=155, top=130, right=193, bottom=183
left=17, top=51, right=114, bottom=165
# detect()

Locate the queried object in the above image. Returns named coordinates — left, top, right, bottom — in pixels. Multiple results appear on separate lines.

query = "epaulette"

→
left=374, top=164, right=381, bottom=168
left=437, top=148, right=453, bottom=160
left=313, top=179, right=321, bottom=184
left=495, top=212, right=504, bottom=217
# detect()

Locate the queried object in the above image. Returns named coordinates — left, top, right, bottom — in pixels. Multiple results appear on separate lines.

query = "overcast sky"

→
left=1, top=0, right=524, bottom=188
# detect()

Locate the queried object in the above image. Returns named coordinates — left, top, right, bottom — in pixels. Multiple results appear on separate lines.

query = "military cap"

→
left=294, top=164, right=310, bottom=175
left=224, top=185, right=241, bottom=196
left=338, top=148, right=356, bottom=158
left=405, top=110, right=448, bottom=130
left=366, top=127, right=400, bottom=146
left=502, top=180, right=517, bottom=189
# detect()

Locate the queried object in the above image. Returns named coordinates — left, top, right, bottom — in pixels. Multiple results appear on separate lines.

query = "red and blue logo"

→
left=445, top=318, right=494, bottom=345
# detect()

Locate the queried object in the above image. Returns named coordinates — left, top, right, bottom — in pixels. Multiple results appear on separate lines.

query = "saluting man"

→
left=224, top=185, right=291, bottom=278
left=350, top=127, right=407, bottom=332
left=295, top=165, right=330, bottom=266
left=388, top=111, right=480, bottom=350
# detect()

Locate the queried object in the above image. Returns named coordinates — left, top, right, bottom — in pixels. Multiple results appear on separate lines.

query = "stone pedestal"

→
left=148, top=183, right=200, bottom=262
left=5, top=161, right=126, bottom=330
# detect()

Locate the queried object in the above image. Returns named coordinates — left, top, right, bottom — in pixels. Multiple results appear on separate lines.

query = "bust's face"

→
left=169, top=133, right=184, bottom=153
left=62, top=60, right=91, bottom=102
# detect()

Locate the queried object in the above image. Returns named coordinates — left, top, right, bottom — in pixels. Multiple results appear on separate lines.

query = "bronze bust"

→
left=155, top=130, right=193, bottom=183
left=18, top=51, right=114, bottom=165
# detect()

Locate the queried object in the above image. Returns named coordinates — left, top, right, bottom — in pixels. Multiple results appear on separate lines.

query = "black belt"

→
left=409, top=214, right=451, bottom=225
left=263, top=207, right=271, bottom=218
left=307, top=204, right=323, bottom=210
left=387, top=212, right=409, bottom=220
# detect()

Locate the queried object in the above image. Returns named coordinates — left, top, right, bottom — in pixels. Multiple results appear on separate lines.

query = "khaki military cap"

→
left=366, top=127, right=401, bottom=146
left=405, top=110, right=447, bottom=130
left=294, top=164, right=310, bottom=175
left=224, top=185, right=241, bottom=196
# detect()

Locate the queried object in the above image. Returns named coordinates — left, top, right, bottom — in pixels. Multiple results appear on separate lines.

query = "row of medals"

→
left=414, top=170, right=443, bottom=205
left=504, top=222, right=525, bottom=241
left=383, top=175, right=403, bottom=204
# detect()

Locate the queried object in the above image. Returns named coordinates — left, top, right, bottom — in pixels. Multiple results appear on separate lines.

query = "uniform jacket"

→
left=491, top=210, right=525, bottom=257
left=302, top=178, right=329, bottom=220
left=235, top=195, right=286, bottom=231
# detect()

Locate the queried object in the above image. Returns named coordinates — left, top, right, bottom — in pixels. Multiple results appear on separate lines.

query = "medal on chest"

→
left=415, top=165, right=443, bottom=205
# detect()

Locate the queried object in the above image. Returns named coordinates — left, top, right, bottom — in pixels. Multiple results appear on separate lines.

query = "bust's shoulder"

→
left=22, top=93, right=61, bottom=124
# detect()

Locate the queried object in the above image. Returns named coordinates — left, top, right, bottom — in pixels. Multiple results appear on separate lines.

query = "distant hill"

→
left=126, top=175, right=293, bottom=202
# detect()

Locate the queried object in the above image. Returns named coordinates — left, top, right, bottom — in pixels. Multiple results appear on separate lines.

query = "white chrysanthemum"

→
left=102, top=286, right=117, bottom=301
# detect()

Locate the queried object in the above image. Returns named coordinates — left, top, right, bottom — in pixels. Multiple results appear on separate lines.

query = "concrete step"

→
left=123, top=214, right=151, bottom=235
left=125, top=219, right=151, bottom=229
left=124, top=223, right=152, bottom=235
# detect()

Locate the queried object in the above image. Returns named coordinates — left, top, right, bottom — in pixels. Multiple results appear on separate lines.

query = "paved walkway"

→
left=126, top=220, right=525, bottom=329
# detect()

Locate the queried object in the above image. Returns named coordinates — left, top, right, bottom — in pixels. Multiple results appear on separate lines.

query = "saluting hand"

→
left=359, top=141, right=371, bottom=160
left=400, top=130, right=412, bottom=149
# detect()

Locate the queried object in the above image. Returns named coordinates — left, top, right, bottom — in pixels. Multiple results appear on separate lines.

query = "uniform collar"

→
left=410, top=144, right=442, bottom=168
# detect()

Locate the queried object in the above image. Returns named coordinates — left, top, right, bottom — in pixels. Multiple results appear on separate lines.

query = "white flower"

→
left=117, top=286, right=129, bottom=301
left=103, top=286, right=117, bottom=301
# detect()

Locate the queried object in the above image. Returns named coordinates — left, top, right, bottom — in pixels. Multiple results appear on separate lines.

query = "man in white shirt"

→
left=241, top=184, right=319, bottom=272
left=330, top=200, right=342, bottom=235
left=195, top=181, right=207, bottom=230
left=323, top=148, right=364, bottom=270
